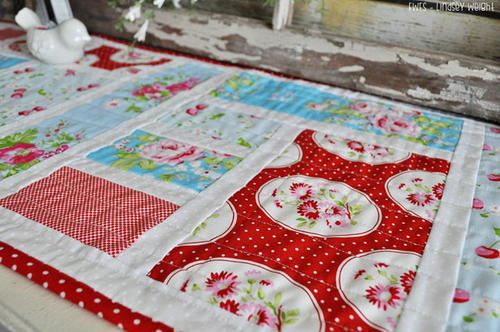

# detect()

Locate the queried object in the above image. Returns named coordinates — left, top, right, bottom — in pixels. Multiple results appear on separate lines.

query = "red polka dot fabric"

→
left=148, top=129, right=451, bottom=332
left=0, top=167, right=179, bottom=257
left=85, top=45, right=171, bottom=71
left=0, top=241, right=173, bottom=332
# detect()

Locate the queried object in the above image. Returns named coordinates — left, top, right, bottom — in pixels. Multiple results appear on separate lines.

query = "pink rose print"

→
left=65, top=69, right=76, bottom=76
left=139, top=140, right=205, bottom=166
left=240, top=303, right=278, bottom=328
left=0, top=143, right=44, bottom=165
left=365, top=284, right=403, bottom=311
left=350, top=101, right=388, bottom=115
left=453, top=288, right=470, bottom=303
left=10, top=88, right=26, bottom=99
left=472, top=198, right=484, bottom=210
left=166, top=78, right=200, bottom=94
left=346, top=140, right=365, bottom=153
left=490, top=127, right=500, bottom=134
left=475, top=246, right=499, bottom=259
left=205, top=271, right=240, bottom=298
left=483, top=144, right=492, bottom=151
left=369, top=113, right=421, bottom=137
left=487, top=174, right=500, bottom=182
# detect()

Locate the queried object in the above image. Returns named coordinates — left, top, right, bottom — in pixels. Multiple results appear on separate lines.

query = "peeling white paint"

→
left=321, top=56, right=330, bottom=62
left=337, top=65, right=364, bottom=73
left=400, top=55, right=499, bottom=81
left=407, top=81, right=487, bottom=104
left=359, top=76, right=366, bottom=84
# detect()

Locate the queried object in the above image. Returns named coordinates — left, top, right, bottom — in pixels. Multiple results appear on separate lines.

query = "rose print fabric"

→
left=148, top=129, right=450, bottom=331
left=0, top=63, right=221, bottom=181
left=0, top=63, right=110, bottom=126
left=87, top=130, right=242, bottom=192
left=212, top=73, right=463, bottom=151
left=0, top=167, right=179, bottom=256
left=160, top=101, right=281, bottom=149
left=446, top=125, right=500, bottom=331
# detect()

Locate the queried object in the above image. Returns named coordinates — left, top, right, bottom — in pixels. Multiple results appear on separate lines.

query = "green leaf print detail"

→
left=257, top=288, right=265, bottom=300
left=223, top=159, right=238, bottom=170
left=209, top=113, right=225, bottom=120
left=495, top=227, right=500, bottom=237
left=0, top=129, right=38, bottom=148
left=274, top=292, right=282, bottom=307
left=160, top=173, right=175, bottom=182
left=139, top=159, right=157, bottom=170
left=126, top=104, right=142, bottom=113
left=226, top=79, right=239, bottom=90
left=115, top=152, right=141, bottom=159
left=37, top=89, right=46, bottom=96
left=111, top=159, right=137, bottom=170
left=432, top=121, right=451, bottom=129
left=463, top=315, right=474, bottom=323
left=137, top=134, right=159, bottom=143
left=414, top=116, right=430, bottom=124
left=237, top=137, right=252, bottom=148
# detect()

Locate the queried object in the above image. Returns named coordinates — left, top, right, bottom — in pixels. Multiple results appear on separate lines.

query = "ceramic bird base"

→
left=15, top=8, right=91, bottom=65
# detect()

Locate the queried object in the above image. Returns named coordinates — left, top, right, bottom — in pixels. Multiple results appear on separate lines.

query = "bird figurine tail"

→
left=15, top=8, right=42, bottom=31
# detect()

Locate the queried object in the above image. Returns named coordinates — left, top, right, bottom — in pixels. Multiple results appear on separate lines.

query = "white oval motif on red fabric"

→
left=180, top=202, right=237, bottom=246
left=337, top=250, right=421, bottom=332
left=267, top=143, right=302, bottom=168
left=257, top=175, right=381, bottom=237
left=312, top=132, right=411, bottom=165
left=166, top=258, right=324, bottom=332
left=386, top=170, right=446, bottom=222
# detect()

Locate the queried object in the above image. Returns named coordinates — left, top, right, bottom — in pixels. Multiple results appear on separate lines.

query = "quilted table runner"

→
left=0, top=20, right=498, bottom=332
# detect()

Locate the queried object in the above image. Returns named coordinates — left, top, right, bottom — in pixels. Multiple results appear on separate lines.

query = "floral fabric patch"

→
left=447, top=125, right=500, bottom=331
left=212, top=73, right=463, bottom=151
left=87, top=130, right=242, bottom=192
left=149, top=129, right=450, bottom=332
left=160, top=101, right=281, bottom=149
left=0, top=167, right=179, bottom=257
left=0, top=63, right=110, bottom=126
left=0, top=119, right=87, bottom=180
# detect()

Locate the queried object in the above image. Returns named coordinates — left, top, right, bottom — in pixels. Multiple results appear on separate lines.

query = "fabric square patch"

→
left=212, top=73, right=463, bottom=151
left=149, top=129, right=451, bottom=332
left=0, top=167, right=179, bottom=257
left=0, top=55, right=26, bottom=69
left=0, top=63, right=110, bottom=126
left=87, top=130, right=242, bottom=192
left=160, top=101, right=281, bottom=149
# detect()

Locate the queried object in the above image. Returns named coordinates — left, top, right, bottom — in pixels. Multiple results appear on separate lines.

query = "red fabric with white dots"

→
left=84, top=45, right=171, bottom=71
left=0, top=241, right=173, bottom=332
left=148, top=129, right=450, bottom=332
left=0, top=167, right=179, bottom=257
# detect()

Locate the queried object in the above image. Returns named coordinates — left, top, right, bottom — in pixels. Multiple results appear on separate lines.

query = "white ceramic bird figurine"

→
left=15, top=8, right=91, bottom=64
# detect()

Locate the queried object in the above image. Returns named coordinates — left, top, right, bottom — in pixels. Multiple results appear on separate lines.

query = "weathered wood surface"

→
left=293, top=0, right=500, bottom=61
left=70, top=1, right=500, bottom=123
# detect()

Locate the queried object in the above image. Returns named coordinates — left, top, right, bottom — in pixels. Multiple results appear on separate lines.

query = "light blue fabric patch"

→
left=446, top=125, right=500, bottom=331
left=212, top=73, right=463, bottom=151
left=87, top=130, right=241, bottom=192
left=0, top=63, right=110, bottom=126
left=0, top=55, right=26, bottom=69
left=160, top=101, right=281, bottom=149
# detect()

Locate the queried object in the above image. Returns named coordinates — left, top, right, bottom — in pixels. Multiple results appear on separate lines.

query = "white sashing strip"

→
left=396, top=120, right=484, bottom=332
left=69, top=159, right=197, bottom=207
left=118, top=125, right=303, bottom=273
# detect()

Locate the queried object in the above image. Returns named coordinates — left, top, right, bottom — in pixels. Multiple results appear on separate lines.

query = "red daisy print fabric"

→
left=148, top=129, right=450, bottom=332
left=0, top=167, right=179, bottom=257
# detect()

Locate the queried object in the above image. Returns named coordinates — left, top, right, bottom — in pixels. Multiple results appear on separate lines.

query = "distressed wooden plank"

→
left=70, top=1, right=499, bottom=123
left=293, top=0, right=500, bottom=62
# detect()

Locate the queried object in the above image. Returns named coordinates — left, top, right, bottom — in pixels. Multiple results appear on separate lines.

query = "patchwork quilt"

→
left=0, top=20, right=498, bottom=332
